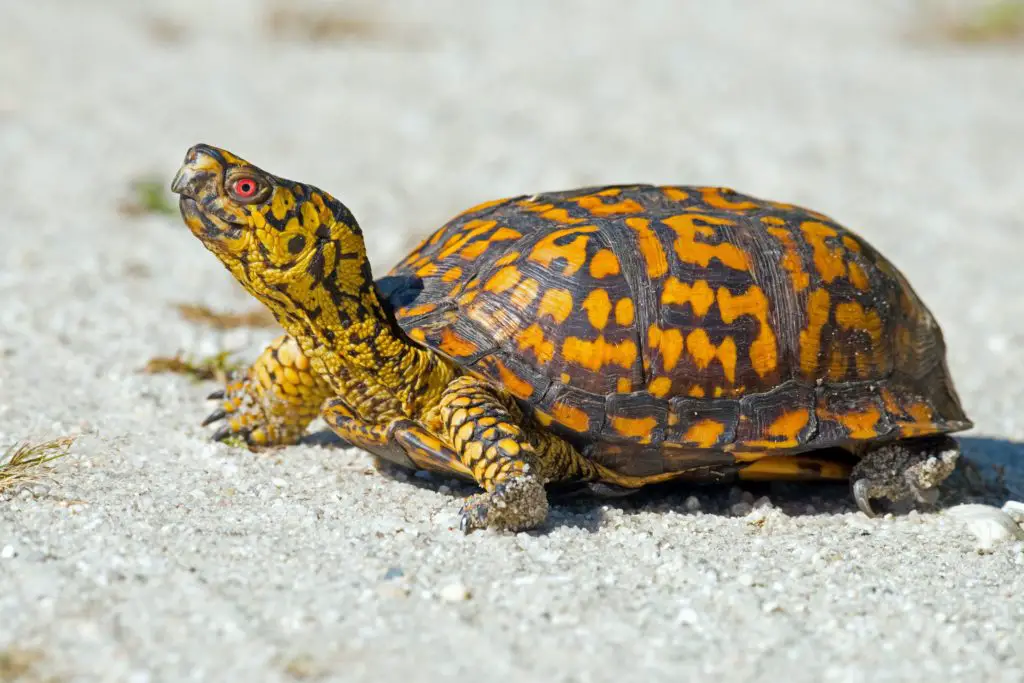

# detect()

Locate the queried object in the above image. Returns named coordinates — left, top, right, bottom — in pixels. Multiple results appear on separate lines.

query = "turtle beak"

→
left=171, top=144, right=221, bottom=201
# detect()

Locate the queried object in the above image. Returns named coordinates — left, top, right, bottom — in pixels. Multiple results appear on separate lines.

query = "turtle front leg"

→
left=203, top=334, right=334, bottom=448
left=850, top=435, right=960, bottom=516
left=436, top=376, right=600, bottom=533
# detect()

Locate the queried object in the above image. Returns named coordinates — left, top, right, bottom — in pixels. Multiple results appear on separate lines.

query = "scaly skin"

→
left=171, top=143, right=596, bottom=531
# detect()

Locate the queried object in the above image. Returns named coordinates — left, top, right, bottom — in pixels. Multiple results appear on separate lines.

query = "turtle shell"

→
left=384, top=185, right=971, bottom=479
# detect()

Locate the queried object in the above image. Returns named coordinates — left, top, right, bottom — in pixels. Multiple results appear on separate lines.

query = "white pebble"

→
left=684, top=495, right=701, bottom=512
left=731, top=501, right=752, bottom=516
left=439, top=582, right=471, bottom=602
left=675, top=607, right=699, bottom=626
left=946, top=504, right=1024, bottom=550
left=1001, top=500, right=1024, bottom=524
left=0, top=545, right=14, bottom=559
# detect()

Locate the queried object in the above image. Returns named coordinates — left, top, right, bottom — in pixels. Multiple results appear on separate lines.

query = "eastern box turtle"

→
left=171, top=144, right=972, bottom=532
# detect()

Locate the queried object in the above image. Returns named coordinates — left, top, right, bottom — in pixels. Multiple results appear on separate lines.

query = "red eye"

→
left=232, top=177, right=259, bottom=199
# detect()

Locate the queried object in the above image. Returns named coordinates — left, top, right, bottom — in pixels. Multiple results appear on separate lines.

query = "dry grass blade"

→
left=175, top=303, right=278, bottom=330
left=140, top=350, right=244, bottom=383
left=921, top=0, right=1024, bottom=44
left=264, top=2, right=380, bottom=43
left=118, top=175, right=177, bottom=217
left=0, top=437, right=74, bottom=494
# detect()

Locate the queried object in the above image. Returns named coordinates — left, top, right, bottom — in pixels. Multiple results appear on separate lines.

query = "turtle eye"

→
left=228, top=176, right=263, bottom=202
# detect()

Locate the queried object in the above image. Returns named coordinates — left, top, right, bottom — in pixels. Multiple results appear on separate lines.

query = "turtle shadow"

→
left=304, top=428, right=1023, bottom=533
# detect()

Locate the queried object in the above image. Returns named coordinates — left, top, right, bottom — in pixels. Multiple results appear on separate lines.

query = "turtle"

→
left=170, top=143, right=972, bottom=532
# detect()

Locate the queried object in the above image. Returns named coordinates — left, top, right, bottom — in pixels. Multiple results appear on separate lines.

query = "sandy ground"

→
left=1, top=1, right=1023, bottom=681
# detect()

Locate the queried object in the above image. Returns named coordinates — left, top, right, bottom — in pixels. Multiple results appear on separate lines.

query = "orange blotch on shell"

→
left=453, top=197, right=508, bottom=219
left=527, top=226, right=598, bottom=276
left=494, top=251, right=520, bottom=267
left=662, top=278, right=715, bottom=317
left=441, top=266, right=464, bottom=283
left=516, top=323, right=555, bottom=365
left=766, top=226, right=810, bottom=292
left=493, top=358, right=536, bottom=399
left=560, top=372, right=571, bottom=384
left=648, top=376, right=672, bottom=398
left=562, top=336, right=637, bottom=372
left=661, top=187, right=690, bottom=202
left=625, top=217, right=668, bottom=279
left=415, top=263, right=439, bottom=277
left=799, top=288, right=831, bottom=375
left=537, top=288, right=574, bottom=324
left=611, top=416, right=658, bottom=444
left=508, top=277, right=540, bottom=310
left=801, top=221, right=847, bottom=283
left=582, top=289, right=613, bottom=330
left=590, top=249, right=621, bottom=278
left=687, top=385, right=706, bottom=398
left=841, top=236, right=862, bottom=252
left=401, top=302, right=437, bottom=317
left=484, top=266, right=522, bottom=294
left=575, top=194, right=644, bottom=216
left=700, top=187, right=759, bottom=211
left=438, top=220, right=498, bottom=259
left=836, top=407, right=882, bottom=439
left=552, top=402, right=590, bottom=432
left=616, top=377, right=633, bottom=393
left=683, top=419, right=726, bottom=448
left=745, top=408, right=811, bottom=449
left=685, top=330, right=738, bottom=383
left=409, top=328, right=427, bottom=343
left=834, top=300, right=885, bottom=376
left=716, top=285, right=777, bottom=378
left=847, top=261, right=870, bottom=291
left=534, top=409, right=554, bottom=427
left=615, top=298, right=635, bottom=326
left=438, top=329, right=479, bottom=358
left=737, top=456, right=850, bottom=481
left=649, top=325, right=684, bottom=371
left=459, top=240, right=491, bottom=260
left=662, top=214, right=750, bottom=272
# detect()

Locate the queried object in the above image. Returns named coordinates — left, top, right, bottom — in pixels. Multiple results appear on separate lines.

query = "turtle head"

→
left=171, top=144, right=372, bottom=318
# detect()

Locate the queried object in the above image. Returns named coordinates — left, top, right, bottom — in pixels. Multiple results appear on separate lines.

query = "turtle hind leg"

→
left=850, top=435, right=960, bottom=517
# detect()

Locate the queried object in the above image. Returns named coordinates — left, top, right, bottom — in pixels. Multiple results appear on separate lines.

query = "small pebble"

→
left=675, top=607, right=698, bottom=626
left=0, top=545, right=14, bottom=559
left=731, top=501, right=753, bottom=516
left=946, top=504, right=1024, bottom=550
left=1001, top=500, right=1024, bottom=524
left=684, top=495, right=701, bottom=512
left=439, top=582, right=471, bottom=602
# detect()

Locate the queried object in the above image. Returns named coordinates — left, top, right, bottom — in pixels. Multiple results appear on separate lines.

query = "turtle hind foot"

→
left=459, top=474, right=549, bottom=533
left=850, top=435, right=960, bottom=517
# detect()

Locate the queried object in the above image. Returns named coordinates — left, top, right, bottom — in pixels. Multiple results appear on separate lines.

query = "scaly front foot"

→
left=202, top=334, right=333, bottom=448
left=459, top=474, right=549, bottom=533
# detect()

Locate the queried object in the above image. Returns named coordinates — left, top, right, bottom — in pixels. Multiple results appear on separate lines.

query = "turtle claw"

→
left=212, top=425, right=235, bottom=442
left=207, top=389, right=226, bottom=400
left=202, top=408, right=227, bottom=426
left=850, top=436, right=959, bottom=516
left=852, top=478, right=877, bottom=517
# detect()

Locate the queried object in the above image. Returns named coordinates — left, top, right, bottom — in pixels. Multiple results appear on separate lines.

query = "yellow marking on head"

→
left=271, top=188, right=296, bottom=221
left=625, top=217, right=668, bottom=279
left=683, top=419, right=725, bottom=447
left=590, top=249, right=621, bottom=278
left=611, top=416, right=658, bottom=444
left=661, top=187, right=690, bottom=202
left=249, top=207, right=267, bottom=229
left=484, top=266, right=522, bottom=294
left=662, top=278, right=715, bottom=316
left=767, top=226, right=810, bottom=291
left=615, top=298, right=635, bottom=326
left=562, top=336, right=637, bottom=371
left=662, top=214, right=750, bottom=271
left=848, top=261, right=870, bottom=290
left=799, top=288, right=831, bottom=375
left=442, top=266, right=464, bottom=283
left=527, top=226, right=599, bottom=276
left=700, top=187, right=759, bottom=211
left=300, top=200, right=320, bottom=232
left=575, top=195, right=644, bottom=216
left=648, top=376, right=672, bottom=398
left=552, top=402, right=590, bottom=432
left=800, top=221, right=847, bottom=283
left=516, top=324, right=555, bottom=364
left=493, top=359, right=535, bottom=399
left=537, top=288, right=574, bottom=323
left=438, top=329, right=478, bottom=358
left=717, top=285, right=777, bottom=378
left=617, top=377, right=632, bottom=393
left=582, top=289, right=613, bottom=330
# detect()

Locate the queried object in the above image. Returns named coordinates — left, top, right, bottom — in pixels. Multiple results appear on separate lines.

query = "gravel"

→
left=1, top=1, right=1023, bottom=682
